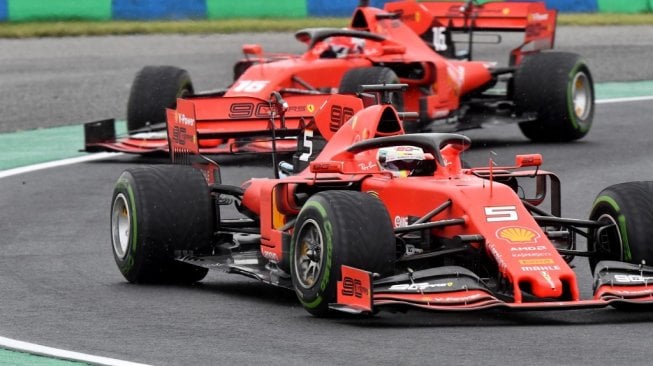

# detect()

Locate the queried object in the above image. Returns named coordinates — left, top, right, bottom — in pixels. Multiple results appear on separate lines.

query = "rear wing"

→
left=384, top=1, right=557, bottom=63
left=166, top=93, right=366, bottom=159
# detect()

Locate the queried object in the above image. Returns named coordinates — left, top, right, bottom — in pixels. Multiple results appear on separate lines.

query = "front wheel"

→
left=588, top=181, right=653, bottom=273
left=514, top=52, right=594, bottom=142
left=290, top=191, right=396, bottom=317
left=111, top=165, right=213, bottom=283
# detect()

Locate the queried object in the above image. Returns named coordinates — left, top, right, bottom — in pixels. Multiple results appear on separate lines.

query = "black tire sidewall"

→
left=339, top=66, right=404, bottom=111
left=111, top=171, right=152, bottom=282
left=589, top=182, right=653, bottom=271
left=290, top=198, right=336, bottom=312
left=290, top=191, right=395, bottom=316
left=126, top=65, right=194, bottom=132
left=514, top=52, right=594, bottom=142
left=110, top=166, right=212, bottom=283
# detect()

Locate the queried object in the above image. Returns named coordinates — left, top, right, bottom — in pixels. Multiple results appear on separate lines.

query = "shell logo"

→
left=497, top=226, right=540, bottom=244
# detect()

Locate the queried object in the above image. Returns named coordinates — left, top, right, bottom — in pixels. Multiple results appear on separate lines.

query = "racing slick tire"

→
left=290, top=190, right=395, bottom=317
left=339, top=67, right=407, bottom=125
left=126, top=65, right=194, bottom=132
left=110, top=165, right=213, bottom=283
left=514, top=52, right=594, bottom=142
left=588, top=181, right=653, bottom=273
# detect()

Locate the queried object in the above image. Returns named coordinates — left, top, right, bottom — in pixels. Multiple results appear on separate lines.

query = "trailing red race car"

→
left=86, top=0, right=594, bottom=155
left=110, top=89, right=653, bottom=317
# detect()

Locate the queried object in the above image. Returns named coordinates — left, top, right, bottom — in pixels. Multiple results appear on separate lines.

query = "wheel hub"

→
left=572, top=72, right=592, bottom=120
left=294, top=219, right=324, bottom=289
left=111, top=193, right=131, bottom=260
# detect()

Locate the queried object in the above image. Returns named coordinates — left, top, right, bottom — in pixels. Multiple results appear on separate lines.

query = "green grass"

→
left=0, top=18, right=349, bottom=38
left=559, top=13, right=653, bottom=26
left=0, top=13, right=651, bottom=38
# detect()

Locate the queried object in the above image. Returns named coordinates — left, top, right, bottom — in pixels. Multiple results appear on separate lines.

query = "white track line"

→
left=596, top=95, right=653, bottom=104
left=0, top=336, right=150, bottom=366
left=0, top=152, right=121, bottom=179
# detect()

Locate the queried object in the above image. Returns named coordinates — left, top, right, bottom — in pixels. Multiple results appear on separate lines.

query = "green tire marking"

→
left=594, top=195, right=632, bottom=261
left=114, top=176, right=138, bottom=272
left=567, top=61, right=591, bottom=132
left=297, top=199, right=333, bottom=309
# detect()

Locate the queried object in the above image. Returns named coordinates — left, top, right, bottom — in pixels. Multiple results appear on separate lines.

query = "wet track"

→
left=1, top=28, right=653, bottom=365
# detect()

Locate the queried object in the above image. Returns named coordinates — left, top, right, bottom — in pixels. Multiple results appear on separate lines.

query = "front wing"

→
left=331, top=261, right=653, bottom=314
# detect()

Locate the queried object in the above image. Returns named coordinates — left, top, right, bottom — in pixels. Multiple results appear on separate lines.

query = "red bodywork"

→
left=162, top=84, right=653, bottom=313
left=221, top=100, right=651, bottom=313
left=84, top=1, right=557, bottom=155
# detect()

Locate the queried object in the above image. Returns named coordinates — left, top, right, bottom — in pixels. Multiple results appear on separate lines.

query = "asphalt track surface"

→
left=1, top=28, right=653, bottom=365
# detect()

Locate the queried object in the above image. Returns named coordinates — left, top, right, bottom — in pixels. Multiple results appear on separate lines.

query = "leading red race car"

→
left=109, top=89, right=653, bottom=317
left=86, top=0, right=594, bottom=155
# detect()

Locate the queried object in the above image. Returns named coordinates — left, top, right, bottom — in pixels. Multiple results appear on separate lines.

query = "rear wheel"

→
left=588, top=181, right=653, bottom=273
left=514, top=52, right=594, bottom=142
left=290, top=191, right=396, bottom=317
left=111, top=165, right=213, bottom=283
left=127, top=65, right=194, bottom=132
left=339, top=67, right=404, bottom=113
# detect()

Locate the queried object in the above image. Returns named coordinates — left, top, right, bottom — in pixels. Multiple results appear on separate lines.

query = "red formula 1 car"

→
left=86, top=0, right=594, bottom=155
left=110, top=90, right=653, bottom=317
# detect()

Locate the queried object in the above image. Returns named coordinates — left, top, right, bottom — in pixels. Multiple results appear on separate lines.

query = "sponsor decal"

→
left=358, top=161, right=376, bottom=171
left=518, top=258, right=554, bottom=265
left=366, top=191, right=380, bottom=199
left=541, top=271, right=556, bottom=289
left=394, top=216, right=409, bottom=228
left=522, top=265, right=560, bottom=272
left=614, top=274, right=653, bottom=284
left=307, top=104, right=315, bottom=113
left=330, top=105, right=355, bottom=132
left=338, top=266, right=372, bottom=311
left=512, top=252, right=552, bottom=258
left=529, top=12, right=549, bottom=22
left=261, top=250, right=279, bottom=262
left=497, top=226, right=540, bottom=244
left=511, top=245, right=547, bottom=251
left=341, top=276, right=369, bottom=298
left=489, top=245, right=507, bottom=269
left=422, top=293, right=482, bottom=304
left=404, top=244, right=423, bottom=256
left=177, top=113, right=195, bottom=126
left=171, top=126, right=194, bottom=147
left=389, top=282, right=454, bottom=291
left=229, top=102, right=306, bottom=119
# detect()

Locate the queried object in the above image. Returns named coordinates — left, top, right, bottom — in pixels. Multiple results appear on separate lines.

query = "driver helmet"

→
left=377, top=146, right=425, bottom=177
left=328, top=36, right=365, bottom=58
